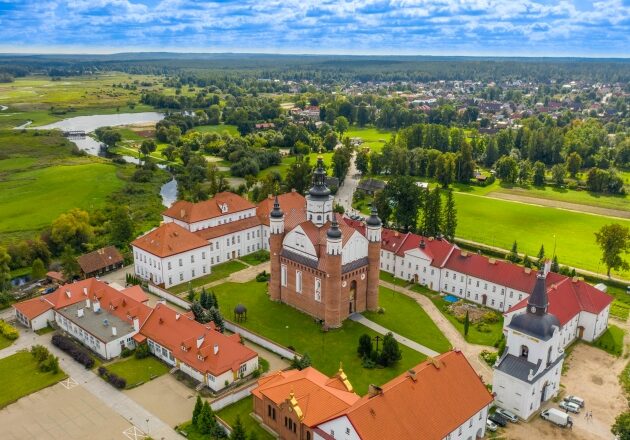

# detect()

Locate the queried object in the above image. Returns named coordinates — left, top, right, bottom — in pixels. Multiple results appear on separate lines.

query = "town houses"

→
left=252, top=350, right=493, bottom=440
left=13, top=278, right=258, bottom=392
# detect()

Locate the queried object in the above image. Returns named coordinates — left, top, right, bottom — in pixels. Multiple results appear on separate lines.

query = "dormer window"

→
left=181, top=345, right=188, bottom=352
left=198, top=354, right=204, bottom=361
left=220, top=203, right=228, bottom=213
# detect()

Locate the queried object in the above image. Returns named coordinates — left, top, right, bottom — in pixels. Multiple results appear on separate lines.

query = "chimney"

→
left=419, top=238, right=426, bottom=249
left=213, top=343, right=219, bottom=355
left=197, top=336, right=205, bottom=349
left=368, top=384, right=383, bottom=398
left=488, top=258, right=496, bottom=264
left=65, top=290, right=72, bottom=298
left=461, top=250, right=468, bottom=257
left=86, top=298, right=91, bottom=308
left=180, top=209, right=186, bottom=218
left=77, top=308, right=84, bottom=318
left=83, top=287, right=88, bottom=296
left=93, top=300, right=101, bottom=313
left=175, top=313, right=181, bottom=320
left=524, top=267, right=531, bottom=274
left=112, top=326, right=117, bottom=336
left=133, top=317, right=140, bottom=332
left=407, top=369, right=417, bottom=382
left=543, top=259, right=552, bottom=276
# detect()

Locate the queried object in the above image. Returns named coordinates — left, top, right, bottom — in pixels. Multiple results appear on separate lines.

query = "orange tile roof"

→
left=163, top=192, right=255, bottom=223
left=13, top=296, right=56, bottom=320
left=253, top=367, right=360, bottom=428
left=194, top=216, right=262, bottom=241
left=121, top=285, right=150, bottom=303
left=257, top=191, right=307, bottom=226
left=139, top=303, right=257, bottom=376
left=132, top=222, right=209, bottom=258
left=331, top=351, right=493, bottom=440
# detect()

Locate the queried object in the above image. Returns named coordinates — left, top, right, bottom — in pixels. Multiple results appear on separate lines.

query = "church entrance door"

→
left=349, top=280, right=357, bottom=314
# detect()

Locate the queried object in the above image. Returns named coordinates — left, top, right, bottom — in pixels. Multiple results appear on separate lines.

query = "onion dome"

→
left=366, top=205, right=381, bottom=227
left=308, top=156, right=331, bottom=200
left=270, top=195, right=284, bottom=219
left=327, top=218, right=342, bottom=240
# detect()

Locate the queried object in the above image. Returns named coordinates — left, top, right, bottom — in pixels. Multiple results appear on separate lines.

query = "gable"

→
left=284, top=225, right=318, bottom=259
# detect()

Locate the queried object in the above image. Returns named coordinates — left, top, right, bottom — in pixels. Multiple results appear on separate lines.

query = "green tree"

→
left=197, top=401, right=215, bottom=434
left=435, top=153, right=456, bottom=187
left=357, top=104, right=370, bottom=127
left=323, top=132, right=338, bottom=151
left=456, top=142, right=475, bottom=183
left=612, top=411, right=630, bottom=440
left=357, top=334, right=373, bottom=359
left=594, top=223, right=630, bottom=276
left=51, top=209, right=93, bottom=251
left=285, top=156, right=312, bottom=194
left=507, top=241, right=520, bottom=263
left=200, top=290, right=209, bottom=309
left=0, top=246, right=11, bottom=292
left=139, top=139, right=157, bottom=165
left=495, top=156, right=518, bottom=184
left=109, top=206, right=134, bottom=248
left=373, top=190, right=392, bottom=225
left=537, top=244, right=545, bottom=268
left=463, top=311, right=470, bottom=337
left=551, top=163, right=566, bottom=186
left=334, top=116, right=349, bottom=136
left=518, top=160, right=532, bottom=184
left=384, top=176, right=422, bottom=231
left=532, top=161, right=546, bottom=186
left=442, top=189, right=457, bottom=241
left=566, top=152, right=583, bottom=177
left=31, top=258, right=46, bottom=280
left=379, top=332, right=402, bottom=367
left=60, top=246, right=81, bottom=280
left=422, top=187, right=442, bottom=237
left=551, top=255, right=560, bottom=273
left=192, top=395, right=203, bottom=426
left=355, top=150, right=370, bottom=175
left=523, top=254, right=532, bottom=269
left=230, top=416, right=247, bottom=440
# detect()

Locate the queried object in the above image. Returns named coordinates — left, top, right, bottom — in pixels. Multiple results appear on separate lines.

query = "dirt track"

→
left=487, top=191, right=630, bottom=219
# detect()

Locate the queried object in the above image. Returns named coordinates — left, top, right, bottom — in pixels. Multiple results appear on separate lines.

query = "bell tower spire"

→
left=306, top=156, right=333, bottom=226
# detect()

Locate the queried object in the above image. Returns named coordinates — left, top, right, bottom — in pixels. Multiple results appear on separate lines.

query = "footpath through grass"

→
left=0, top=351, right=67, bottom=408
left=170, top=260, right=248, bottom=294
left=211, top=280, right=426, bottom=395
left=105, top=356, right=169, bottom=389
left=364, top=286, right=451, bottom=353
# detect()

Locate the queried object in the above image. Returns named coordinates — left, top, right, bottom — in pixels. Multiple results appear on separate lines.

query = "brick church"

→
left=268, top=157, right=382, bottom=328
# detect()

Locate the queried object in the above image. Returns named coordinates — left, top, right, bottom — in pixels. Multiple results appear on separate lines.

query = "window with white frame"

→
left=296, top=271, right=302, bottom=293
left=281, top=264, right=287, bottom=287
left=314, top=278, right=321, bottom=302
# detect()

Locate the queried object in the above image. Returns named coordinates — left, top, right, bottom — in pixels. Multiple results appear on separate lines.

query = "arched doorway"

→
left=541, top=381, right=549, bottom=402
left=413, top=274, right=419, bottom=283
left=349, top=280, right=357, bottom=314
left=476, top=428, right=483, bottom=439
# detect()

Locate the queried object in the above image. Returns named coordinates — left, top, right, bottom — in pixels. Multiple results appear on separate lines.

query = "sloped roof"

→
left=13, top=296, right=56, bottom=320
left=163, top=192, right=255, bottom=223
left=194, top=216, right=261, bottom=241
left=120, top=285, right=149, bottom=303
left=132, top=222, right=209, bottom=258
left=257, top=191, right=307, bottom=227
left=330, top=350, right=493, bottom=440
left=139, top=303, right=257, bottom=376
left=507, top=276, right=613, bottom=325
left=296, top=214, right=360, bottom=259
left=253, top=367, right=360, bottom=427
left=77, top=246, right=123, bottom=274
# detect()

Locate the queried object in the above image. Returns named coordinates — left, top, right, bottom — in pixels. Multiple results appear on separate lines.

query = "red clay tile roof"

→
left=194, top=216, right=261, bottom=241
left=163, top=192, right=255, bottom=223
left=257, top=191, right=307, bottom=228
left=333, top=350, right=493, bottom=440
left=443, top=249, right=565, bottom=293
left=139, top=303, right=257, bottom=376
left=121, top=285, right=149, bottom=303
left=46, top=271, right=65, bottom=282
left=507, top=277, right=613, bottom=325
left=77, top=246, right=123, bottom=274
left=13, top=296, right=56, bottom=320
left=253, top=367, right=360, bottom=427
left=132, top=223, right=209, bottom=258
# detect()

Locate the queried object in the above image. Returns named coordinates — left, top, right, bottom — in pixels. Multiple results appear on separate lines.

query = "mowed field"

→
left=346, top=126, right=393, bottom=152
left=454, top=192, right=630, bottom=278
left=0, top=131, right=123, bottom=241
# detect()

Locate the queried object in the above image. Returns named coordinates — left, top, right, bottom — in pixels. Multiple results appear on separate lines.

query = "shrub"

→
left=135, top=342, right=150, bottom=359
left=39, top=354, right=60, bottom=373
left=51, top=334, right=95, bottom=368
left=255, top=270, right=270, bottom=282
left=120, top=347, right=134, bottom=358
left=480, top=350, right=498, bottom=366
left=0, top=320, right=19, bottom=340
left=475, top=322, right=492, bottom=333
left=30, top=344, right=50, bottom=363
left=98, top=366, right=127, bottom=389
left=98, top=366, right=107, bottom=377
left=482, top=311, right=501, bottom=324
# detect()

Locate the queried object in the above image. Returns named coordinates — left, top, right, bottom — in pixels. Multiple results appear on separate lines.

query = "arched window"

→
left=547, top=346, right=553, bottom=366
left=520, top=345, right=529, bottom=358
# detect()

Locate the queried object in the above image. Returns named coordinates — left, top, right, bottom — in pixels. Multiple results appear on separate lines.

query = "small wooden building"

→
left=77, top=246, right=124, bottom=279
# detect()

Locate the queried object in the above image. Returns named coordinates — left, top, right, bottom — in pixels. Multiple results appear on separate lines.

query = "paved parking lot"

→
left=0, top=382, right=139, bottom=440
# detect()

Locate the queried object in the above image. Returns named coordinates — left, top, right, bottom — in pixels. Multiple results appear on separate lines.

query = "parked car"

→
left=564, top=395, right=585, bottom=408
left=486, top=419, right=498, bottom=432
left=495, top=408, right=519, bottom=423
left=559, top=401, right=581, bottom=414
left=488, top=413, right=508, bottom=427
left=541, top=408, right=573, bottom=428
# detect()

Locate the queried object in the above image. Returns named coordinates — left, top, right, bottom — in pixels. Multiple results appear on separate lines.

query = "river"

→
left=19, top=111, right=177, bottom=207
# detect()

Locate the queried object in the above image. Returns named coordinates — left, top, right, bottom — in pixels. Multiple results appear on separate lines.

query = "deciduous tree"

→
left=595, top=223, right=630, bottom=276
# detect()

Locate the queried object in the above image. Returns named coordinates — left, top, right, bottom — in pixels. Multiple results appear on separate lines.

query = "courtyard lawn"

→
left=0, top=334, right=14, bottom=350
left=591, top=324, right=625, bottom=356
left=453, top=192, right=630, bottom=278
left=210, top=280, right=426, bottom=395
left=379, top=271, right=409, bottom=287
left=610, top=300, right=630, bottom=321
left=170, top=260, right=248, bottom=294
left=216, top=396, right=274, bottom=440
left=346, top=126, right=394, bottom=153
left=364, top=286, right=452, bottom=353
left=239, top=250, right=270, bottom=266
left=0, top=351, right=67, bottom=408
left=105, top=356, right=169, bottom=389
left=191, top=124, right=239, bottom=136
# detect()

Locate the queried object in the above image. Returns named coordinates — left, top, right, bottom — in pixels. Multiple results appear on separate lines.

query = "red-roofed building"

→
left=139, top=303, right=258, bottom=392
left=314, top=350, right=493, bottom=440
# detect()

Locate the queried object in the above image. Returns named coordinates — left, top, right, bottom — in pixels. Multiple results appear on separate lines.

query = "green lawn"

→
left=591, top=324, right=625, bottom=356
left=0, top=351, right=67, bottom=408
left=379, top=271, right=410, bottom=287
left=191, top=124, right=239, bottom=136
left=170, top=260, right=248, bottom=294
left=364, top=286, right=452, bottom=353
left=216, top=396, right=274, bottom=440
left=610, top=300, right=630, bottom=321
left=105, top=356, right=169, bottom=389
left=239, top=250, right=270, bottom=266
left=346, top=126, right=394, bottom=153
left=0, top=334, right=14, bottom=350
left=453, top=192, right=630, bottom=278
left=210, top=280, right=426, bottom=395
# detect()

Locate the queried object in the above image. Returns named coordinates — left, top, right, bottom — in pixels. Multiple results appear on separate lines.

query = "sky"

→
left=0, top=0, right=629, bottom=57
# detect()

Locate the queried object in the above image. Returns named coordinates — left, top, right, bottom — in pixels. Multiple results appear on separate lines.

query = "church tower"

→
left=269, top=196, right=284, bottom=302
left=365, top=206, right=381, bottom=311
left=324, top=219, right=343, bottom=328
left=492, top=261, right=564, bottom=420
left=306, top=157, right=334, bottom=226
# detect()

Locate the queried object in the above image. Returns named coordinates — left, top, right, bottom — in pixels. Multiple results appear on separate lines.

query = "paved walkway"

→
left=379, top=280, right=494, bottom=381
left=334, top=152, right=362, bottom=214
left=0, top=329, right=180, bottom=440
left=349, top=313, right=439, bottom=357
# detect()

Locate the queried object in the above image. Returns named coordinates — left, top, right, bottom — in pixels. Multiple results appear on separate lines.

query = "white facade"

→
left=133, top=245, right=211, bottom=288
left=15, top=308, right=54, bottom=331
left=164, top=207, right=257, bottom=232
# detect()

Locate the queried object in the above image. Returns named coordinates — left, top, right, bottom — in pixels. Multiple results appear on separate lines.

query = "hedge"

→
left=51, top=334, right=95, bottom=368
left=0, top=320, right=19, bottom=340
left=97, top=366, right=127, bottom=389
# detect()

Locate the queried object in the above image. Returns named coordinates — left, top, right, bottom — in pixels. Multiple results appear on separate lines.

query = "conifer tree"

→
left=442, top=189, right=457, bottom=241
left=192, top=395, right=203, bottom=426
left=230, top=416, right=247, bottom=440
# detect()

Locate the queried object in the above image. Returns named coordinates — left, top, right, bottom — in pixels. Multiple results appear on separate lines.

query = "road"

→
left=334, top=152, right=362, bottom=215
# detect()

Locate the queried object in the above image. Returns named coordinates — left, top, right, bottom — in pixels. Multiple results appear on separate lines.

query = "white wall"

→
left=442, top=405, right=489, bottom=440
left=148, top=338, right=177, bottom=366
left=164, top=208, right=258, bottom=232
left=133, top=245, right=211, bottom=288
left=315, top=416, right=361, bottom=440
left=283, top=226, right=318, bottom=260
left=16, top=309, right=54, bottom=331
left=207, top=226, right=262, bottom=266
left=341, top=231, right=368, bottom=265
